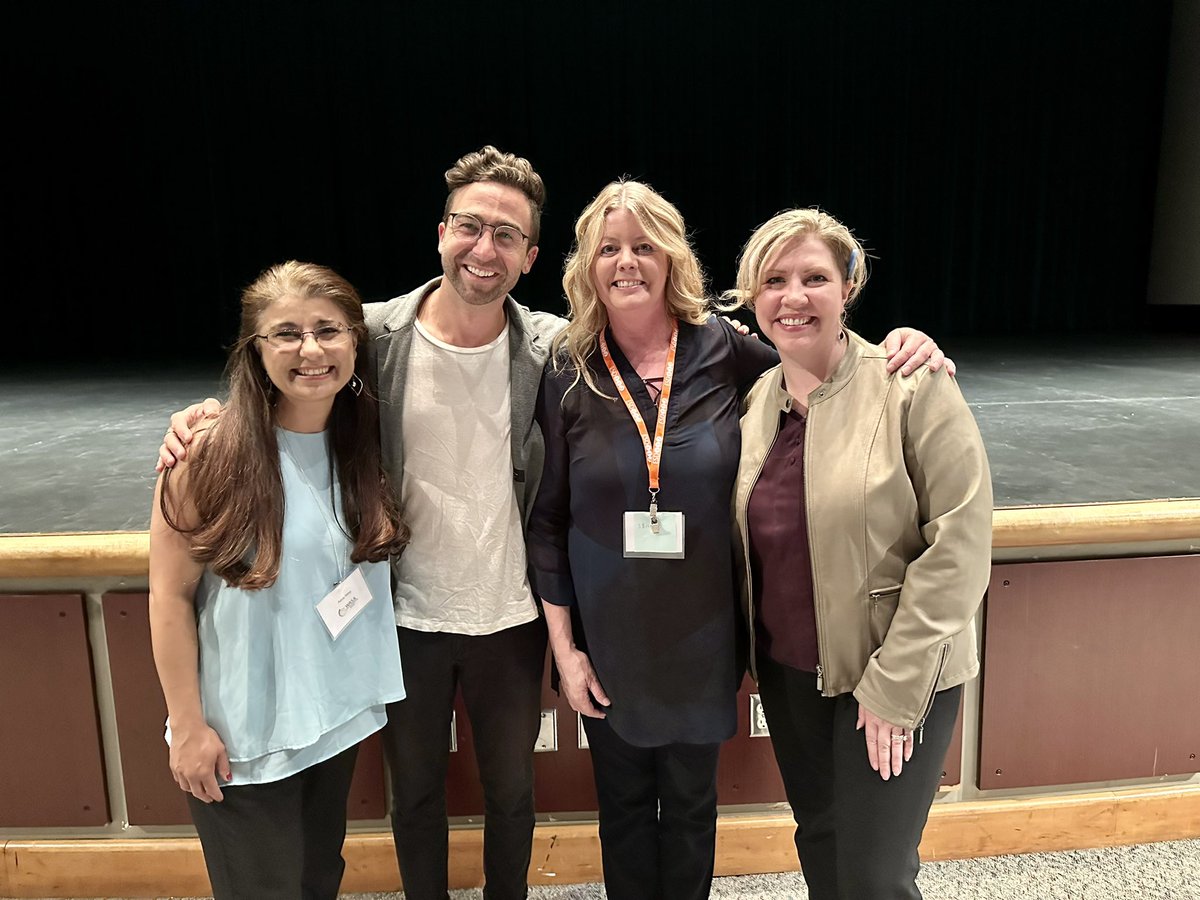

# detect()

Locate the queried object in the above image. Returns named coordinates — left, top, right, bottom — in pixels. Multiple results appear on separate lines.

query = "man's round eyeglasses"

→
left=255, top=324, right=353, bottom=350
left=447, top=212, right=530, bottom=250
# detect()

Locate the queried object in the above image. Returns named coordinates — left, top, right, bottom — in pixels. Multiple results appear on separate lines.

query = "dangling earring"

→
left=347, top=373, right=364, bottom=397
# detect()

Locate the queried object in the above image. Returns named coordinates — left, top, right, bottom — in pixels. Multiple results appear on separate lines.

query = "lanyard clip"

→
left=649, top=489, right=660, bottom=534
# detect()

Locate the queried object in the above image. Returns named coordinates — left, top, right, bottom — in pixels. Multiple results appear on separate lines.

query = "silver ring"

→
left=890, top=733, right=910, bottom=743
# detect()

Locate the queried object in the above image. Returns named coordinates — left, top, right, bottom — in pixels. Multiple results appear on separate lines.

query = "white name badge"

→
left=316, top=566, right=374, bottom=639
left=623, top=510, right=686, bottom=559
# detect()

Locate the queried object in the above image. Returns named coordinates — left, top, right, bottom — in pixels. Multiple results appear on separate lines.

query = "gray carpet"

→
left=404, top=840, right=1200, bottom=900
left=31, top=839, right=1200, bottom=898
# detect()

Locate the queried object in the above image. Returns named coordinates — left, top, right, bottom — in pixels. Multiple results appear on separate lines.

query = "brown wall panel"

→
left=0, top=593, right=109, bottom=827
left=532, top=674, right=600, bottom=814
left=942, top=700, right=964, bottom=787
left=103, top=592, right=190, bottom=825
left=446, top=669, right=964, bottom=817
left=716, top=676, right=786, bottom=805
left=979, top=555, right=1200, bottom=790
left=719, top=677, right=963, bottom=802
left=446, top=655, right=601, bottom=817
left=103, top=592, right=393, bottom=824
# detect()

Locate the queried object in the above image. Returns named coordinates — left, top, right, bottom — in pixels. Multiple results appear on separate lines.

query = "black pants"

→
left=756, top=653, right=961, bottom=900
left=380, top=618, right=547, bottom=900
left=581, top=716, right=721, bottom=900
left=186, top=743, right=359, bottom=900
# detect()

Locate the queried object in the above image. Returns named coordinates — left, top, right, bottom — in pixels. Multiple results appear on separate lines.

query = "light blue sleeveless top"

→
left=187, top=428, right=405, bottom=785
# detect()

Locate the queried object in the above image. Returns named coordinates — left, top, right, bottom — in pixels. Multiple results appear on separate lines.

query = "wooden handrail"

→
left=990, top=498, right=1200, bottom=548
left=0, top=532, right=150, bottom=578
left=1, top=499, right=1198, bottom=578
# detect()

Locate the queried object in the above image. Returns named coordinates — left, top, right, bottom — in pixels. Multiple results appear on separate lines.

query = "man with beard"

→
left=364, top=146, right=559, bottom=900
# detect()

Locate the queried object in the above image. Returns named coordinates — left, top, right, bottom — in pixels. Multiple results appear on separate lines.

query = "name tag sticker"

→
left=317, top=566, right=373, bottom=639
left=623, top=510, right=685, bottom=559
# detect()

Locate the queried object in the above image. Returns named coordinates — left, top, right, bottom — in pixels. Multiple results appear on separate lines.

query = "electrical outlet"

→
left=534, top=708, right=558, bottom=752
left=749, top=693, right=770, bottom=737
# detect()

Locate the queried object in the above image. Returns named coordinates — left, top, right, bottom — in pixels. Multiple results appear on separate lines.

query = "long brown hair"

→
left=162, top=261, right=407, bottom=589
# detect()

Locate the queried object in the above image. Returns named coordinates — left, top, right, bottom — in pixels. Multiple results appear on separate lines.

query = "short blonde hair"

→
left=555, top=180, right=710, bottom=396
left=724, top=208, right=869, bottom=313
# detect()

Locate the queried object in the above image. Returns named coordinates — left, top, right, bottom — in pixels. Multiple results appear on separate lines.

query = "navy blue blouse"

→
left=528, top=317, right=778, bottom=746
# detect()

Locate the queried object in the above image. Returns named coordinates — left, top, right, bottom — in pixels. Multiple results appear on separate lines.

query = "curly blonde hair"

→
left=555, top=180, right=710, bottom=397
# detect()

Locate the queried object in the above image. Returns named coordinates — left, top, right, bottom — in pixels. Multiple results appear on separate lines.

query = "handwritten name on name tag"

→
left=316, top=566, right=373, bottom=639
left=622, top=510, right=686, bottom=559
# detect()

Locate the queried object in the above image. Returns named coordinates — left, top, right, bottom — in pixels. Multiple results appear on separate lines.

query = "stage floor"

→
left=2, top=335, right=1198, bottom=534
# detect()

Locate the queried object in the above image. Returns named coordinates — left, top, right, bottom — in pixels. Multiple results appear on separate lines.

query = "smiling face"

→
left=753, top=235, right=850, bottom=362
left=437, top=181, right=539, bottom=307
left=256, top=293, right=357, bottom=429
left=590, top=207, right=669, bottom=322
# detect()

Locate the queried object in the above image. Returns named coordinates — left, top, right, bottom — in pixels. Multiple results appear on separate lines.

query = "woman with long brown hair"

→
left=149, top=261, right=408, bottom=900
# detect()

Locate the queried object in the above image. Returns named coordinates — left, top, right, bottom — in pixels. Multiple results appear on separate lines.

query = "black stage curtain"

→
left=6, top=0, right=1176, bottom=362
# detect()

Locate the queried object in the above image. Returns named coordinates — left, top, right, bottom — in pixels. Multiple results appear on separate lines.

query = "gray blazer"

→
left=364, top=276, right=566, bottom=530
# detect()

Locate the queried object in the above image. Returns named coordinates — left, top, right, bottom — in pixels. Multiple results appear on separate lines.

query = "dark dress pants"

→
left=756, top=653, right=961, bottom=900
left=186, top=742, right=359, bottom=900
left=380, top=618, right=547, bottom=900
left=581, top=716, right=721, bottom=900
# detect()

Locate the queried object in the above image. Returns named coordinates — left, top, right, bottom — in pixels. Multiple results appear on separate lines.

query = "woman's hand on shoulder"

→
left=555, top=647, right=611, bottom=719
left=857, top=702, right=914, bottom=781
left=168, top=719, right=231, bottom=802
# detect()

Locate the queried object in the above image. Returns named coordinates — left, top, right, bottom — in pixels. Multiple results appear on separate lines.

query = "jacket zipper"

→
left=805, top=405, right=830, bottom=696
left=742, top=416, right=782, bottom=672
left=915, top=642, right=950, bottom=744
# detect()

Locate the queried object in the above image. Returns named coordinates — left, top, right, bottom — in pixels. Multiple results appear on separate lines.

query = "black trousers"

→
left=186, top=743, right=359, bottom=900
left=380, top=618, right=547, bottom=900
left=756, top=653, right=961, bottom=900
left=581, top=716, right=721, bottom=900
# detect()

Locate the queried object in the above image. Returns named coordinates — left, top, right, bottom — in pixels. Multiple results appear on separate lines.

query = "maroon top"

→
left=747, top=407, right=819, bottom=672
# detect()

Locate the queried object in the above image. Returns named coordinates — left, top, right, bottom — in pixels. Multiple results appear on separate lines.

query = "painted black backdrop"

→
left=6, top=0, right=1179, bottom=363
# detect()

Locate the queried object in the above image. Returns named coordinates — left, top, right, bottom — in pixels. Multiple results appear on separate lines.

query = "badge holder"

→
left=623, top=491, right=685, bottom=558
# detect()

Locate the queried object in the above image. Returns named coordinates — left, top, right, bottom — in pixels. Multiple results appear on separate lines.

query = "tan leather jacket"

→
left=733, top=330, right=993, bottom=732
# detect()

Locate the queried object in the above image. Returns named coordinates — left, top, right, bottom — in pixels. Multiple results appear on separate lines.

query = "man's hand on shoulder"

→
left=156, top=398, right=223, bottom=472
left=883, top=328, right=956, bottom=377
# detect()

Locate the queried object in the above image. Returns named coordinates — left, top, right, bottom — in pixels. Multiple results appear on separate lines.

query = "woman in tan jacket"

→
left=728, top=209, right=993, bottom=900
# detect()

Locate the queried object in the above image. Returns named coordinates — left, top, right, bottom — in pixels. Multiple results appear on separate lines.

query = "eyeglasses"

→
left=446, top=212, right=530, bottom=250
left=255, top=324, right=353, bottom=350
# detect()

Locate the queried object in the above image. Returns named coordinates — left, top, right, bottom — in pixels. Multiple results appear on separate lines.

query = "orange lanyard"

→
left=599, top=321, right=679, bottom=510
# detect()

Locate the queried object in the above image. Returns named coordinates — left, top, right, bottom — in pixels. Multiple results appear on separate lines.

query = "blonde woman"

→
left=729, top=209, right=993, bottom=899
left=527, top=183, right=946, bottom=900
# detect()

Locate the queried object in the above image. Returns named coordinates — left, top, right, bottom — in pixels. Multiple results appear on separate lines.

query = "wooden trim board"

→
left=4, top=785, right=1199, bottom=897
left=3, top=499, right=1199, bottom=579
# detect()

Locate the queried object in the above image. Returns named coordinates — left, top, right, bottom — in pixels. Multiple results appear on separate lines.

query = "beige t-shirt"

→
left=392, top=320, right=538, bottom=635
